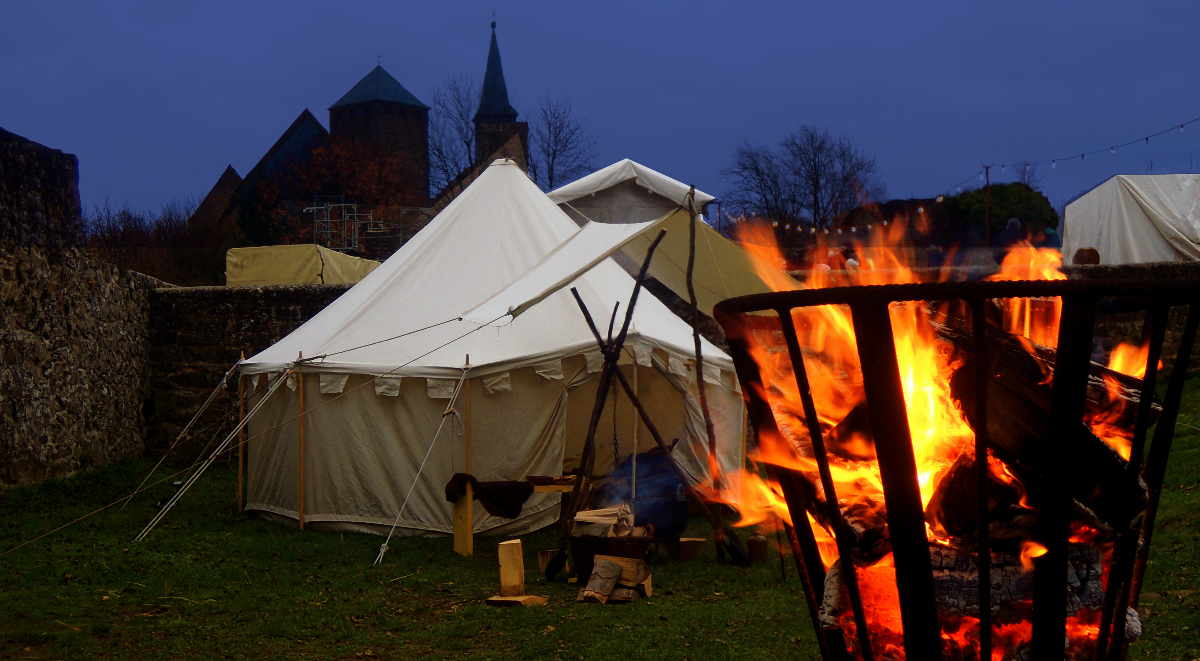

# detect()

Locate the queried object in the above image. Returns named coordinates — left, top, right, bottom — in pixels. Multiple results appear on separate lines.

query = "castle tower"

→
left=474, top=22, right=528, bottom=168
left=329, top=65, right=430, bottom=206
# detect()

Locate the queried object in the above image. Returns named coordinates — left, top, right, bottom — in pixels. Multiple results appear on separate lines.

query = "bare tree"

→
left=725, top=144, right=803, bottom=223
left=725, top=126, right=883, bottom=228
left=529, top=96, right=596, bottom=191
left=428, top=74, right=479, bottom=195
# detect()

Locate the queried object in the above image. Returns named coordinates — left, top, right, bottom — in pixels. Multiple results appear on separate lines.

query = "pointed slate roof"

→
left=475, top=22, right=518, bottom=123
left=240, top=109, right=328, bottom=189
left=189, top=164, right=241, bottom=229
left=330, top=65, right=428, bottom=110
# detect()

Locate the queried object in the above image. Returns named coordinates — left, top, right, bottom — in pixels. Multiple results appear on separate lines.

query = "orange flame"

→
left=1020, top=540, right=1048, bottom=572
left=985, top=241, right=1066, bottom=349
left=1086, top=341, right=1156, bottom=460
left=711, top=221, right=1120, bottom=659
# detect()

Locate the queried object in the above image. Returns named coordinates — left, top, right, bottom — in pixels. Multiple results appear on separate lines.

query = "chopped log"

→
left=578, top=557, right=622, bottom=603
left=927, top=453, right=1036, bottom=547
left=637, top=573, right=653, bottom=598
left=497, top=539, right=525, bottom=597
left=944, top=323, right=1148, bottom=529
left=674, top=537, right=706, bottom=561
left=594, top=554, right=649, bottom=586
left=486, top=594, right=549, bottom=607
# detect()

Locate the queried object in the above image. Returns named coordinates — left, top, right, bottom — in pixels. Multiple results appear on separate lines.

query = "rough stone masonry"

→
left=0, top=128, right=151, bottom=486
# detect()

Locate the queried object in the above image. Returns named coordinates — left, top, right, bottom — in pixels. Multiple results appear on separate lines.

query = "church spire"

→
left=475, top=21, right=518, bottom=123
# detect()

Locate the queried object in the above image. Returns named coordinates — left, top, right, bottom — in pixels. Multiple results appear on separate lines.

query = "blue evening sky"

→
left=3, top=1, right=1197, bottom=216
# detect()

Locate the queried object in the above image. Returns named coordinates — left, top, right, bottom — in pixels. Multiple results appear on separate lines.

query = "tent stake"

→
left=297, top=352, right=306, bottom=530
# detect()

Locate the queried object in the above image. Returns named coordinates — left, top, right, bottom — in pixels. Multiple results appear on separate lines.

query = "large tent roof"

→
left=1064, top=174, right=1200, bottom=265
left=242, top=159, right=729, bottom=376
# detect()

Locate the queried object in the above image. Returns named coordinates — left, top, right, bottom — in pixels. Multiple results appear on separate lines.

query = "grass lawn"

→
left=2, top=379, right=1198, bottom=660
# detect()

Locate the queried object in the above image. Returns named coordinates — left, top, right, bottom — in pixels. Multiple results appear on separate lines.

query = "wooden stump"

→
left=497, top=539, right=525, bottom=596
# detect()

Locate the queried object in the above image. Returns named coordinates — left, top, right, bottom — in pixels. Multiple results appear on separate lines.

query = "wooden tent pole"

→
left=237, top=351, right=246, bottom=511
left=631, top=360, right=638, bottom=502
left=454, top=355, right=475, bottom=557
left=297, top=352, right=306, bottom=530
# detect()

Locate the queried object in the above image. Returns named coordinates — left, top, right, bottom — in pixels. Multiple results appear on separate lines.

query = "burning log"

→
left=942, top=319, right=1149, bottom=531
left=926, top=454, right=1038, bottom=547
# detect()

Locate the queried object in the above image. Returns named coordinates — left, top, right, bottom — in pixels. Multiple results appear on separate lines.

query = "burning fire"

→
left=985, top=242, right=1067, bottom=349
left=709, top=222, right=1135, bottom=659
left=1087, top=341, right=1155, bottom=460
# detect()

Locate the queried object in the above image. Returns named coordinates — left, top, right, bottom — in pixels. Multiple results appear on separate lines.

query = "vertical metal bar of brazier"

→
left=1032, top=294, right=1096, bottom=661
left=718, top=316, right=841, bottom=660
left=1131, top=303, right=1200, bottom=606
left=777, top=309, right=876, bottom=661
left=1102, top=302, right=1167, bottom=660
left=969, top=297, right=993, bottom=660
left=847, top=302, right=941, bottom=661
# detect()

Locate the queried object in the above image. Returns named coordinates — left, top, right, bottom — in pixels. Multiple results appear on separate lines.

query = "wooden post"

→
left=453, top=356, right=474, bottom=557
left=631, top=363, right=638, bottom=502
left=297, top=352, right=306, bottom=530
left=497, top=539, right=525, bottom=596
left=237, top=351, right=246, bottom=512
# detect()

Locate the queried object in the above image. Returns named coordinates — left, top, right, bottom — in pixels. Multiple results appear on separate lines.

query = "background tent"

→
left=226, top=244, right=380, bottom=286
left=547, top=159, right=794, bottom=315
left=1063, top=174, right=1200, bottom=265
left=239, top=160, right=744, bottom=537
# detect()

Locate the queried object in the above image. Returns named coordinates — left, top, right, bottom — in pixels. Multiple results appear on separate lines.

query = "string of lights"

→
left=940, top=112, right=1200, bottom=195
left=765, top=112, right=1200, bottom=236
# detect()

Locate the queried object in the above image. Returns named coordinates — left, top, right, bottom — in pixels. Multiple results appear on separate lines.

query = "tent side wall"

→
left=242, top=348, right=743, bottom=536
left=1064, top=174, right=1200, bottom=265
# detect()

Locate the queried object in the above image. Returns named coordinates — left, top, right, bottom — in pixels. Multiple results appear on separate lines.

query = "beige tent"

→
left=239, top=161, right=745, bottom=537
left=549, top=159, right=795, bottom=314
left=1063, top=174, right=1200, bottom=265
left=226, top=244, right=380, bottom=287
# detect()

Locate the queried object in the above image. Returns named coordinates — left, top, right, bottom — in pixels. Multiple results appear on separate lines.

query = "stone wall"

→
left=147, top=284, right=350, bottom=452
left=0, top=127, right=82, bottom=248
left=0, top=129, right=153, bottom=487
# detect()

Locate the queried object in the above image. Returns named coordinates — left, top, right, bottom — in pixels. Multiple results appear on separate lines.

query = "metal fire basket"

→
left=714, top=275, right=1200, bottom=661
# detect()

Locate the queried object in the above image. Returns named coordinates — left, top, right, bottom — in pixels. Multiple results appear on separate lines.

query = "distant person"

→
left=1072, top=247, right=1101, bottom=265
left=995, top=217, right=1025, bottom=262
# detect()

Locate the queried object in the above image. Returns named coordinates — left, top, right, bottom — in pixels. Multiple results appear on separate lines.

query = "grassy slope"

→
left=1, top=380, right=1197, bottom=660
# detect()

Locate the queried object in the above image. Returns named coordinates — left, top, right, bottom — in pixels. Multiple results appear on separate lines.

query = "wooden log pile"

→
left=573, top=504, right=655, bottom=604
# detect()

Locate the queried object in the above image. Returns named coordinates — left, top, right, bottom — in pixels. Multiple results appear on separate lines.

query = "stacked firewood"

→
left=573, top=505, right=654, bottom=604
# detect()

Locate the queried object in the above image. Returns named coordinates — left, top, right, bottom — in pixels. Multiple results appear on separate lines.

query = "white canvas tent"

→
left=1063, top=174, right=1200, bottom=265
left=547, top=159, right=794, bottom=314
left=238, top=160, right=744, bottom=536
